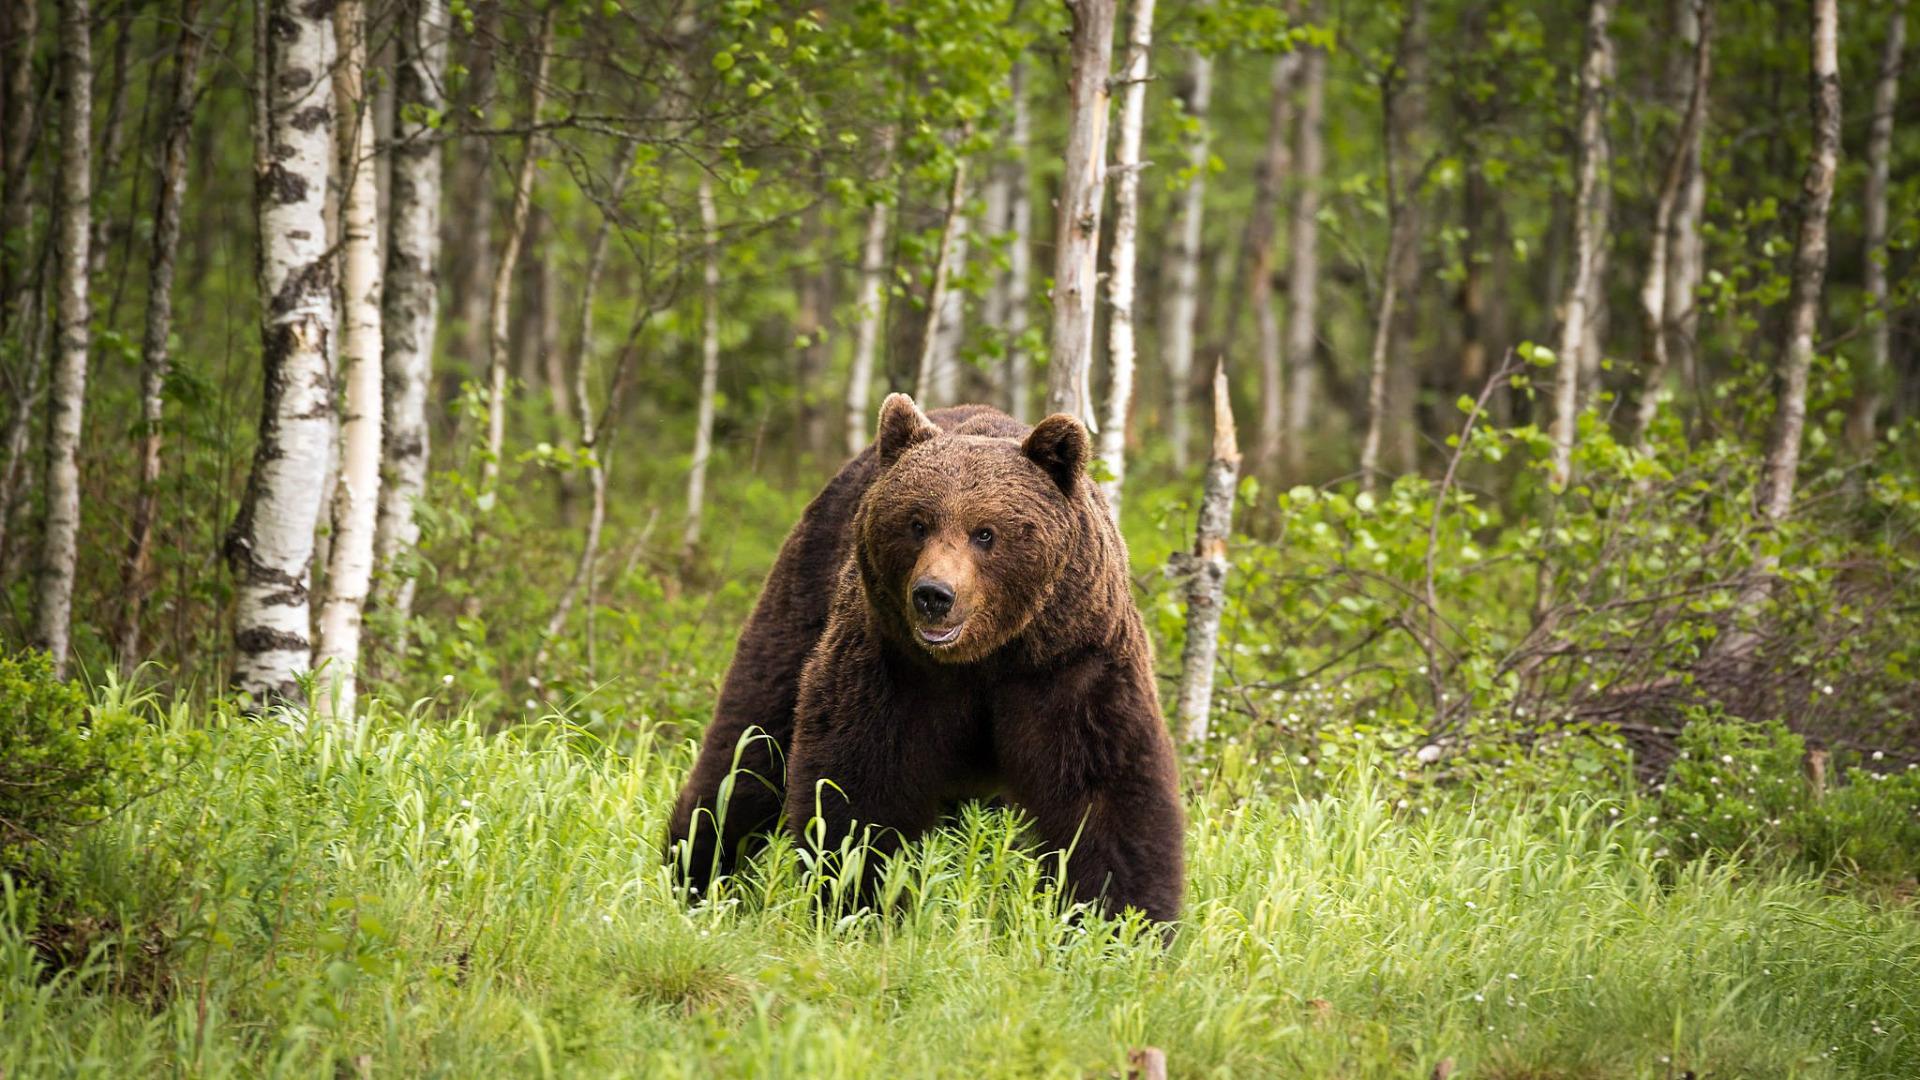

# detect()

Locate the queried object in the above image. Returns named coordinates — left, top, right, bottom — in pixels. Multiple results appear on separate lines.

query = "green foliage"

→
left=0, top=652, right=156, bottom=883
left=1655, top=717, right=1920, bottom=885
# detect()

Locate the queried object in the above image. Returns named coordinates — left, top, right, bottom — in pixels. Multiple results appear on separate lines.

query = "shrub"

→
left=0, top=650, right=155, bottom=884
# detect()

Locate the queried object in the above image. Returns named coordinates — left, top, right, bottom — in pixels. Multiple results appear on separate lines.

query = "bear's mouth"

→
left=917, top=622, right=965, bottom=646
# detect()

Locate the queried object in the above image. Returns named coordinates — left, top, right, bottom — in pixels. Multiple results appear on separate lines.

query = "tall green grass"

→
left=4, top=702, right=1916, bottom=1078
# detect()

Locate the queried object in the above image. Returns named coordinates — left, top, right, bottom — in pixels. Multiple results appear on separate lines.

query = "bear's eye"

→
left=971, top=527, right=994, bottom=549
left=910, top=519, right=928, bottom=541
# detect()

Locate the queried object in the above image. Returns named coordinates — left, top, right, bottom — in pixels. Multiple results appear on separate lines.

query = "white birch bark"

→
left=1099, top=0, right=1155, bottom=522
left=1359, top=0, right=1426, bottom=494
left=1283, top=47, right=1326, bottom=473
left=1161, top=47, right=1212, bottom=473
left=314, top=0, right=384, bottom=718
left=682, top=174, right=721, bottom=560
left=1175, top=364, right=1240, bottom=744
left=1004, top=60, right=1033, bottom=419
left=1249, top=55, right=1298, bottom=474
left=228, top=0, right=335, bottom=702
left=116, top=0, right=206, bottom=671
left=1665, top=0, right=1710, bottom=394
left=915, top=147, right=971, bottom=407
left=1548, top=0, right=1615, bottom=490
left=1044, top=0, right=1117, bottom=430
left=927, top=206, right=971, bottom=405
left=1847, top=0, right=1905, bottom=449
left=32, top=0, right=91, bottom=677
left=1632, top=0, right=1710, bottom=448
left=373, top=0, right=449, bottom=647
left=844, top=129, right=895, bottom=454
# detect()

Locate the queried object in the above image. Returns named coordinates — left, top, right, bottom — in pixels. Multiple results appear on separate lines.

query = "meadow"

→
left=4, top=694, right=1917, bottom=1079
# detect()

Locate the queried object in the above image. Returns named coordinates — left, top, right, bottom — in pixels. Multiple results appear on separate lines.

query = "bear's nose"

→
left=911, top=579, right=955, bottom=621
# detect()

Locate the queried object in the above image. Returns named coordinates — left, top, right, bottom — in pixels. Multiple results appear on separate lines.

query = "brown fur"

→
left=665, top=395, right=1184, bottom=922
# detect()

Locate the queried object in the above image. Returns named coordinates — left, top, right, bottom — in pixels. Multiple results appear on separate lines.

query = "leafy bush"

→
left=1654, top=717, right=1920, bottom=884
left=0, top=650, right=156, bottom=883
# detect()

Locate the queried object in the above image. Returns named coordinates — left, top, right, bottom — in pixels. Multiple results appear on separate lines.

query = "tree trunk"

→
left=1722, top=0, right=1839, bottom=658
left=682, top=174, right=722, bottom=562
left=1004, top=60, right=1033, bottom=419
left=228, top=0, right=335, bottom=703
left=1359, top=0, right=1427, bottom=493
left=1175, top=364, right=1240, bottom=744
left=1161, top=47, right=1212, bottom=473
left=32, top=0, right=91, bottom=677
left=844, top=129, right=895, bottom=454
left=1846, top=0, right=1905, bottom=450
left=1283, top=46, right=1327, bottom=475
left=539, top=138, right=637, bottom=669
left=915, top=143, right=970, bottom=407
left=115, top=0, right=206, bottom=673
left=0, top=0, right=39, bottom=334
left=1756, top=0, right=1839, bottom=522
left=1044, top=0, right=1117, bottom=429
left=1098, top=0, right=1155, bottom=522
left=1631, top=0, right=1711, bottom=448
left=1548, top=0, right=1615, bottom=489
left=373, top=0, right=449, bottom=653
left=447, top=4, right=498, bottom=412
left=313, top=0, right=384, bottom=719
left=1665, top=0, right=1710, bottom=398
left=1238, top=55, right=1299, bottom=473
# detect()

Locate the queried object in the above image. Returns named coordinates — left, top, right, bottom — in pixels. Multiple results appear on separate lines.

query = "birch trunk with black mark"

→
left=915, top=146, right=969, bottom=407
left=539, top=139, right=637, bottom=668
left=682, top=174, right=721, bottom=561
left=373, top=0, right=449, bottom=649
left=1632, top=0, right=1710, bottom=448
left=1846, top=0, right=1905, bottom=450
left=1283, top=45, right=1326, bottom=474
left=1, top=0, right=40, bottom=333
left=1721, top=0, right=1838, bottom=657
left=1161, top=46, right=1212, bottom=472
left=116, top=0, right=206, bottom=672
left=1665, top=0, right=1710, bottom=395
left=314, top=0, right=383, bottom=718
left=1003, top=61, right=1033, bottom=419
left=844, top=129, right=895, bottom=454
left=1175, top=364, right=1240, bottom=744
left=926, top=212, right=970, bottom=405
left=1044, top=0, right=1117, bottom=430
left=228, top=0, right=335, bottom=702
left=32, top=0, right=91, bottom=677
left=1098, top=0, right=1154, bottom=521
left=1549, top=0, right=1614, bottom=489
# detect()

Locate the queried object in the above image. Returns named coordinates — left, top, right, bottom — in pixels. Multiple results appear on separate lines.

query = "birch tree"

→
left=313, top=0, right=384, bottom=718
left=844, top=129, right=895, bottom=454
left=373, top=0, right=450, bottom=646
left=1098, top=0, right=1156, bottom=520
left=115, top=0, right=206, bottom=671
left=1044, top=0, right=1117, bottom=429
left=1283, top=45, right=1327, bottom=474
left=1664, top=0, right=1711, bottom=393
left=228, top=0, right=335, bottom=702
left=1547, top=0, right=1615, bottom=489
left=1722, top=0, right=1839, bottom=656
left=1250, top=55, right=1299, bottom=474
left=1161, top=46, right=1213, bottom=472
left=916, top=143, right=971, bottom=406
left=32, top=0, right=91, bottom=676
left=1003, top=61, right=1033, bottom=419
left=1174, top=364, right=1240, bottom=744
left=1632, top=0, right=1711, bottom=447
left=1846, top=0, right=1906, bottom=450
left=682, top=174, right=722, bottom=561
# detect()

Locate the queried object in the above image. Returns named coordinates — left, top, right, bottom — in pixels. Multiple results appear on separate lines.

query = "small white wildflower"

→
left=1417, top=744, right=1443, bottom=764
left=525, top=698, right=538, bottom=710
left=1473, top=993, right=1485, bottom=1002
left=1608, top=807, right=1620, bottom=818
left=1821, top=684, right=1834, bottom=695
left=1872, top=750, right=1885, bottom=761
left=1507, top=972, right=1520, bottom=980
left=459, top=798, right=473, bottom=809
left=1396, top=799, right=1410, bottom=810
left=442, top=674, right=455, bottom=686
left=528, top=675, right=542, bottom=688
left=1647, top=816, right=1659, bottom=825
left=601, top=914, right=612, bottom=923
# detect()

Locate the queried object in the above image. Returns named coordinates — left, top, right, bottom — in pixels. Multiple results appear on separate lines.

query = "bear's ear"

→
left=1022, top=413, right=1089, bottom=494
left=875, top=393, right=938, bottom=464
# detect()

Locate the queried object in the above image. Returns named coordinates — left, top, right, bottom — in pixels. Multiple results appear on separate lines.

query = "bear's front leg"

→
left=782, top=628, right=967, bottom=910
left=992, top=654, right=1186, bottom=924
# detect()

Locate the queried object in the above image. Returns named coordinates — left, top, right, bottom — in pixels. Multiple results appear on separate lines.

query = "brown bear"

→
left=665, top=394, right=1184, bottom=923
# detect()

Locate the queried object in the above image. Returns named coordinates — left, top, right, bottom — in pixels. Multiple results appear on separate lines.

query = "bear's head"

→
left=856, top=394, right=1089, bottom=664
